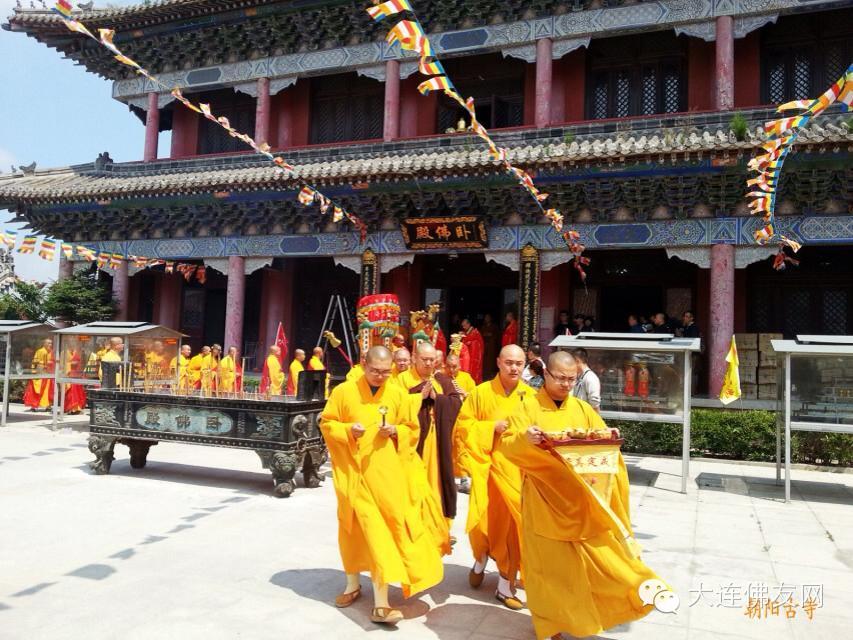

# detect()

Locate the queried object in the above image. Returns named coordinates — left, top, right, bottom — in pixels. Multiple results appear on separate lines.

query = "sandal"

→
left=334, top=587, right=361, bottom=608
left=495, top=591, right=524, bottom=611
left=370, top=607, right=403, bottom=625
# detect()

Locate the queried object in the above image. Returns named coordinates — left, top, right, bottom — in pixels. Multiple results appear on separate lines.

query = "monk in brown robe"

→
left=397, top=342, right=464, bottom=521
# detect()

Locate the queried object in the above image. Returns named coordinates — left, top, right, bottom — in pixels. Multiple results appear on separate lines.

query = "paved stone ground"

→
left=1, top=405, right=852, bottom=640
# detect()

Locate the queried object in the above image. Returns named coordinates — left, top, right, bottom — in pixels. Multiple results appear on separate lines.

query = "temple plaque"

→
left=401, top=216, right=487, bottom=250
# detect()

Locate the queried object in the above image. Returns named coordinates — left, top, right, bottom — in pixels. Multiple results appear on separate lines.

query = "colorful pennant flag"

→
left=3, top=230, right=17, bottom=249
left=61, top=243, right=73, bottom=259
left=367, top=0, right=411, bottom=21
left=76, top=245, right=96, bottom=261
left=417, top=76, right=453, bottom=96
left=18, top=236, right=37, bottom=254
left=38, top=238, right=56, bottom=261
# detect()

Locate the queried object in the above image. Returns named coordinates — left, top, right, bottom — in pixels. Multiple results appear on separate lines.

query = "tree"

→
left=0, top=281, right=48, bottom=322
left=43, top=268, right=116, bottom=325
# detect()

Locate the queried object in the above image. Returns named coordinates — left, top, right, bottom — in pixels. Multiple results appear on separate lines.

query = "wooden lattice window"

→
left=761, top=9, right=853, bottom=104
left=196, top=90, right=256, bottom=155
left=437, top=54, right=525, bottom=131
left=309, top=74, right=383, bottom=144
left=587, top=33, right=686, bottom=120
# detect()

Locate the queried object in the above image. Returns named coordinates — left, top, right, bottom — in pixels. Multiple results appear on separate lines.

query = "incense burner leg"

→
left=88, top=435, right=118, bottom=475
left=257, top=450, right=297, bottom=497
left=125, top=439, right=157, bottom=469
left=301, top=448, right=324, bottom=489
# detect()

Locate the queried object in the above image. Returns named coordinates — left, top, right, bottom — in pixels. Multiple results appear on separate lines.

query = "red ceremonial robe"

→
left=462, top=328, right=485, bottom=384
left=502, top=320, right=518, bottom=347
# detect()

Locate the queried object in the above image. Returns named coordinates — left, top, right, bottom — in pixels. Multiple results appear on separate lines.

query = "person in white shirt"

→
left=570, top=347, right=601, bottom=412
left=522, top=342, right=545, bottom=384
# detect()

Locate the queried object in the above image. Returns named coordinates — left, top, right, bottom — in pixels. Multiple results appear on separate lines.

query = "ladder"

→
left=317, top=295, right=357, bottom=367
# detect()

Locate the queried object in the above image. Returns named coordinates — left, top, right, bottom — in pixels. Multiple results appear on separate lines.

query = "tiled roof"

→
left=1, top=111, right=850, bottom=205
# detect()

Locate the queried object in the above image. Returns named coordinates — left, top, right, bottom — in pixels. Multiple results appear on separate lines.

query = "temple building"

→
left=1, top=0, right=851, bottom=391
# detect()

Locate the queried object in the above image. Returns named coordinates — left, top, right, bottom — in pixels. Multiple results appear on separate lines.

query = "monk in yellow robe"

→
left=261, top=345, right=285, bottom=395
left=188, top=346, right=210, bottom=389
left=219, top=346, right=242, bottom=393
left=396, top=343, right=462, bottom=528
left=445, top=353, right=476, bottom=395
left=307, top=346, right=331, bottom=398
left=170, top=344, right=192, bottom=393
left=145, top=340, right=169, bottom=384
left=502, top=350, right=664, bottom=639
left=285, top=349, right=305, bottom=396
left=345, top=353, right=366, bottom=382
left=199, top=344, right=221, bottom=394
left=22, top=338, right=55, bottom=410
left=391, top=348, right=411, bottom=382
left=456, top=344, right=533, bottom=610
left=321, top=346, right=445, bottom=625
left=99, top=337, right=125, bottom=388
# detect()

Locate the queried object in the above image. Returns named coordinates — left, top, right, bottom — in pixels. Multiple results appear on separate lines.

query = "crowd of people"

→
left=317, top=330, right=665, bottom=638
left=552, top=308, right=700, bottom=339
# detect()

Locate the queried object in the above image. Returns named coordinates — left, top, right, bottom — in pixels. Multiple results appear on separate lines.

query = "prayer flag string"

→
left=746, top=63, right=852, bottom=269
left=366, top=1, right=589, bottom=279
left=50, top=2, right=368, bottom=241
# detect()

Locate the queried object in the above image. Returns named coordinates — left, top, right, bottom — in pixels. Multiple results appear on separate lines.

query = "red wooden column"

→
left=255, top=77, right=271, bottom=145
left=535, top=38, right=553, bottom=128
left=383, top=60, right=401, bottom=141
left=224, top=256, right=246, bottom=353
left=715, top=16, right=734, bottom=110
left=112, top=259, right=130, bottom=321
left=143, top=91, right=159, bottom=162
left=708, top=244, right=735, bottom=395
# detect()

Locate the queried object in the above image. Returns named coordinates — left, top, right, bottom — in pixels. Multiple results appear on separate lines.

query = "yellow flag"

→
left=719, top=335, right=741, bottom=405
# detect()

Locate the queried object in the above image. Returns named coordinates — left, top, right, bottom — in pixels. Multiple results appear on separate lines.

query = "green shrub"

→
left=729, top=112, right=748, bottom=141
left=614, top=409, right=852, bottom=467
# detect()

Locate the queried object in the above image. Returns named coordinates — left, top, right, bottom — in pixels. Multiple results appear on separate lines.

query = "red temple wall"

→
left=734, top=32, right=761, bottom=107
left=688, top=39, right=714, bottom=111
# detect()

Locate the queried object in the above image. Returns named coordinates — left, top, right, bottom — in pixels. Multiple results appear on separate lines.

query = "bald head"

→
left=544, top=350, right=578, bottom=401
left=312, top=347, right=323, bottom=358
left=445, top=352, right=460, bottom=376
left=393, top=348, right=411, bottom=373
left=366, top=346, right=392, bottom=365
left=413, top=342, right=438, bottom=378
left=499, top=344, right=525, bottom=361
left=496, top=344, right=525, bottom=390
left=548, top=350, right=576, bottom=370
left=364, top=346, right=393, bottom=387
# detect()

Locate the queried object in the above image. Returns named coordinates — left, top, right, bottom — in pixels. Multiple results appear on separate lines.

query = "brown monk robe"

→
left=397, top=343, right=464, bottom=521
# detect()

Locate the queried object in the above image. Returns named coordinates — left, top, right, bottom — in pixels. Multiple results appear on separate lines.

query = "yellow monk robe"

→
left=265, top=354, right=285, bottom=395
left=456, top=376, right=535, bottom=582
left=200, top=353, right=218, bottom=394
left=452, top=370, right=476, bottom=395
left=345, top=363, right=364, bottom=382
left=286, top=359, right=304, bottom=396
left=170, top=354, right=190, bottom=392
left=187, top=353, right=205, bottom=388
left=449, top=370, right=476, bottom=477
left=145, top=351, right=168, bottom=381
left=219, top=355, right=238, bottom=392
left=395, top=368, right=444, bottom=509
left=502, top=389, right=661, bottom=639
left=22, top=346, right=54, bottom=409
left=320, top=377, right=446, bottom=595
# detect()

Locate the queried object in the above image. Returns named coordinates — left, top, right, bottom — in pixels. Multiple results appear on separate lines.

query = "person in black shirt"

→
left=554, top=310, right=572, bottom=337
left=680, top=310, right=700, bottom=338
left=651, top=312, right=674, bottom=334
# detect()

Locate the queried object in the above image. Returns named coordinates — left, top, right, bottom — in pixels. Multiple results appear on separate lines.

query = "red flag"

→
left=275, top=322, right=288, bottom=365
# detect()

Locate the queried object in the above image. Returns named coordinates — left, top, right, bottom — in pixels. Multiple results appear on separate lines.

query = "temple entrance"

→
left=416, top=253, right=517, bottom=380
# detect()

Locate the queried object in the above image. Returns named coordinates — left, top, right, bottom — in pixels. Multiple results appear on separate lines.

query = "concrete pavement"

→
left=1, top=408, right=852, bottom=640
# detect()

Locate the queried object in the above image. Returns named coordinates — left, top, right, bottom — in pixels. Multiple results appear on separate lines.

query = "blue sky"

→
left=0, top=0, right=168, bottom=282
